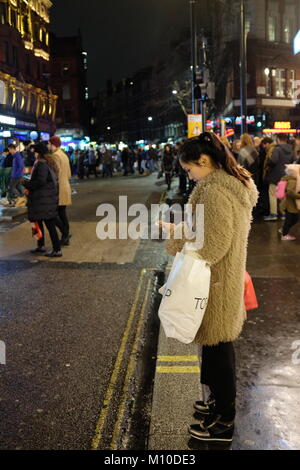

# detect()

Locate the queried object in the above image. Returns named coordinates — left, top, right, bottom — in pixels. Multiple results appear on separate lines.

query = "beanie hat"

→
left=33, top=142, right=49, bottom=157
left=49, top=136, right=61, bottom=147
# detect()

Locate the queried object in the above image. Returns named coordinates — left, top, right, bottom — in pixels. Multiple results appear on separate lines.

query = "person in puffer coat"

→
left=23, top=143, right=62, bottom=258
left=160, top=133, right=258, bottom=444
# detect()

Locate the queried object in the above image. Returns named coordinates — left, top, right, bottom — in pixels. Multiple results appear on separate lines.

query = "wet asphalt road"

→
left=0, top=174, right=168, bottom=450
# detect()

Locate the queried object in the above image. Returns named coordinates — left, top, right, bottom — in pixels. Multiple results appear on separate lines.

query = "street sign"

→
left=188, top=114, right=202, bottom=138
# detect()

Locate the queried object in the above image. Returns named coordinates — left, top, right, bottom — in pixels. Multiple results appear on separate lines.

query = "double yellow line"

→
left=156, top=355, right=200, bottom=374
left=91, top=268, right=152, bottom=450
left=92, top=189, right=168, bottom=450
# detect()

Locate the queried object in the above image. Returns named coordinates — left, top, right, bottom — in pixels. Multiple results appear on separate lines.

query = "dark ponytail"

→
left=179, top=132, right=252, bottom=187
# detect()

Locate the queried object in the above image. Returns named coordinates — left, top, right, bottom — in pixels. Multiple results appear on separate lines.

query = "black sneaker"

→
left=45, top=250, right=62, bottom=258
left=188, top=414, right=234, bottom=443
left=30, top=247, right=46, bottom=254
left=193, top=395, right=216, bottom=415
left=61, top=233, right=72, bottom=246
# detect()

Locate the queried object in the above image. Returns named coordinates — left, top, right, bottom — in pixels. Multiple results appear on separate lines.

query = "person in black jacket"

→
left=162, top=145, right=175, bottom=190
left=22, top=143, right=62, bottom=258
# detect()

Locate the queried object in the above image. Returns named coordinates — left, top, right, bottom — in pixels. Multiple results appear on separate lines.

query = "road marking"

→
left=91, top=268, right=147, bottom=450
left=159, top=190, right=167, bottom=206
left=156, top=366, right=200, bottom=374
left=110, top=278, right=152, bottom=450
left=157, top=355, right=199, bottom=362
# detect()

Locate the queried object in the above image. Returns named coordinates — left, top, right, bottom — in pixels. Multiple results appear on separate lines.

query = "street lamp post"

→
left=190, top=0, right=198, bottom=115
left=240, top=0, right=248, bottom=134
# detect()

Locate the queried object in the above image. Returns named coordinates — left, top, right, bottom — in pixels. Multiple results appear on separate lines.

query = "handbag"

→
left=158, top=246, right=211, bottom=344
left=244, top=271, right=258, bottom=311
left=275, top=180, right=287, bottom=200
left=31, top=222, right=43, bottom=240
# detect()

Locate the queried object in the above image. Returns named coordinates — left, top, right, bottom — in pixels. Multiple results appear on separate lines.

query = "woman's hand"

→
left=157, top=220, right=175, bottom=234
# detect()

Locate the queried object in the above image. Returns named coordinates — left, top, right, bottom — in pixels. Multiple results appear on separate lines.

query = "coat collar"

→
left=190, top=169, right=258, bottom=209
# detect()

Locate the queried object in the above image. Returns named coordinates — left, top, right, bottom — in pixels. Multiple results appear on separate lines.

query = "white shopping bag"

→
left=158, top=249, right=211, bottom=344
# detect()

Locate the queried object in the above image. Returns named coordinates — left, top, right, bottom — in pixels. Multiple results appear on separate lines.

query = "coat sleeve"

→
left=269, top=147, right=279, bottom=168
left=286, top=179, right=300, bottom=199
left=166, top=185, right=234, bottom=265
left=24, top=163, right=48, bottom=191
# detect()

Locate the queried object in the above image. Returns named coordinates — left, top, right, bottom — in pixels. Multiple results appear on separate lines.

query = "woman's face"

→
left=180, top=154, right=215, bottom=182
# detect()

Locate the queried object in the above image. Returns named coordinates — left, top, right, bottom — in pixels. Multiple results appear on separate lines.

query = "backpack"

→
left=276, top=180, right=287, bottom=200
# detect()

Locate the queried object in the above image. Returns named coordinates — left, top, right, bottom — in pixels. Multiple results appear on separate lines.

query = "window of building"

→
left=267, top=1, right=280, bottom=42
left=12, top=46, right=18, bottom=69
left=64, top=108, right=72, bottom=124
left=0, top=80, right=5, bottom=105
left=268, top=16, right=278, bottom=41
left=31, top=93, right=37, bottom=114
left=4, top=41, right=9, bottom=64
left=23, top=15, right=30, bottom=34
left=283, top=1, right=296, bottom=44
left=10, top=8, right=18, bottom=29
left=0, top=3, right=7, bottom=24
left=25, top=55, right=31, bottom=75
left=62, top=64, right=70, bottom=77
left=62, top=85, right=71, bottom=100
left=287, top=70, right=296, bottom=98
left=275, top=69, right=286, bottom=97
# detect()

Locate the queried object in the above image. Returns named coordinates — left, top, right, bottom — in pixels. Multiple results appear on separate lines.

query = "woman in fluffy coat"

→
left=160, top=133, right=258, bottom=443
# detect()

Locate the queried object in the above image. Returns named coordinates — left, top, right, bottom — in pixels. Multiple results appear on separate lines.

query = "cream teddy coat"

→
left=166, top=169, right=258, bottom=346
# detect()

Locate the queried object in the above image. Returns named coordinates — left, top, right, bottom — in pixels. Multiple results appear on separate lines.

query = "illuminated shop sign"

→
left=263, top=122, right=297, bottom=134
left=0, top=114, right=16, bottom=126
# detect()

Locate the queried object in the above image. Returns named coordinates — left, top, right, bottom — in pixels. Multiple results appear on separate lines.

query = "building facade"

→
left=209, top=0, right=300, bottom=134
left=50, top=33, right=89, bottom=147
left=0, top=0, right=58, bottom=150
left=91, top=33, right=195, bottom=145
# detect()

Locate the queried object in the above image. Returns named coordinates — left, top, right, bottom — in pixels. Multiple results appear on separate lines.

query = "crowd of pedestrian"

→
left=223, top=133, right=300, bottom=240
left=0, top=136, right=72, bottom=257
left=1, top=131, right=300, bottom=253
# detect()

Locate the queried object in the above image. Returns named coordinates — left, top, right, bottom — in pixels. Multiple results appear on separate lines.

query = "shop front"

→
left=0, top=112, right=38, bottom=151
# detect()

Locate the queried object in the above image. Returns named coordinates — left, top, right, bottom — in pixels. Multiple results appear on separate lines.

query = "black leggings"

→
left=282, top=211, right=299, bottom=236
left=200, top=342, right=236, bottom=420
left=55, top=205, right=69, bottom=239
left=38, top=219, right=61, bottom=252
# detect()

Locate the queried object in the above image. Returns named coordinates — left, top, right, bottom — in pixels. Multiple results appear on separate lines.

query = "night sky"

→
left=50, top=0, right=190, bottom=97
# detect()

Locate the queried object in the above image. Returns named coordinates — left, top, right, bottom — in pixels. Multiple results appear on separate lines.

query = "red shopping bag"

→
left=244, top=272, right=258, bottom=311
left=31, top=222, right=43, bottom=240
